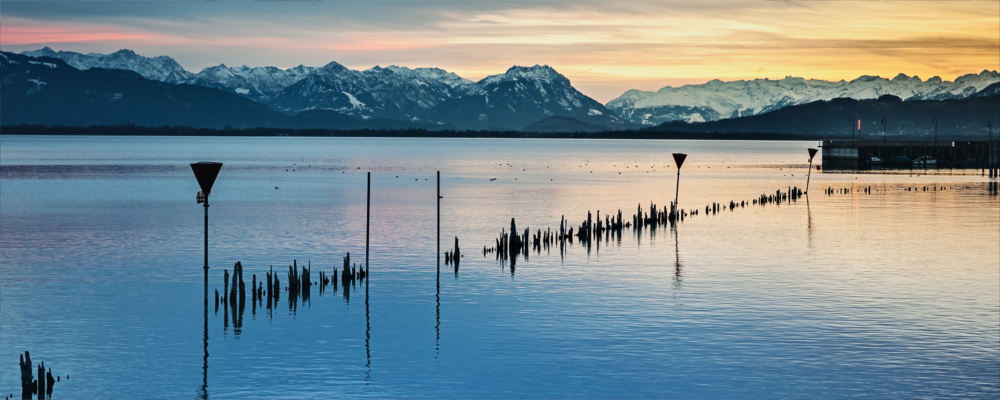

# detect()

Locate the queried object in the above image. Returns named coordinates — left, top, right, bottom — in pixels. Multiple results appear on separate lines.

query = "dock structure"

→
left=821, top=139, right=1000, bottom=174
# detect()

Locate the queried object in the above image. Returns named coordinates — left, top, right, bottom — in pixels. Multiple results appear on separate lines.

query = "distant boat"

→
left=912, top=155, right=937, bottom=167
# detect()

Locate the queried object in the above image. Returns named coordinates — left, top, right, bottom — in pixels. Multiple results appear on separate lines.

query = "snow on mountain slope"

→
left=423, top=65, right=627, bottom=130
left=607, top=70, right=1000, bottom=126
left=189, top=64, right=315, bottom=102
left=22, top=47, right=997, bottom=129
left=23, top=47, right=194, bottom=84
left=24, top=48, right=479, bottom=119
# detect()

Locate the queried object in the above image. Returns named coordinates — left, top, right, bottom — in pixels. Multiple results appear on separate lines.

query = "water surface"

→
left=1, top=136, right=998, bottom=398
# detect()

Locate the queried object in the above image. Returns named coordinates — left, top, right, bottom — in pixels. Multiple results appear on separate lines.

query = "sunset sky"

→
left=2, top=0, right=997, bottom=102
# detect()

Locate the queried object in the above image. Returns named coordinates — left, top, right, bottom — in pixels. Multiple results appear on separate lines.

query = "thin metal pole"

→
left=806, top=158, right=814, bottom=194
left=201, top=196, right=209, bottom=399
left=674, top=169, right=681, bottom=209
left=203, top=198, right=209, bottom=298
left=366, top=172, right=370, bottom=270
left=437, top=171, right=440, bottom=273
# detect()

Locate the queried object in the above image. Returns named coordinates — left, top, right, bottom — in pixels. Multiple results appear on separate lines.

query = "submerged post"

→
left=672, top=153, right=687, bottom=209
left=806, top=148, right=818, bottom=194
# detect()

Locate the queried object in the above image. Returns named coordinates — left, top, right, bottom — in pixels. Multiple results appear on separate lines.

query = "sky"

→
left=2, top=0, right=998, bottom=103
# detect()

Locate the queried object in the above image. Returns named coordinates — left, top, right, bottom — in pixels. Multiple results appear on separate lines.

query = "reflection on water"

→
left=1, top=136, right=998, bottom=399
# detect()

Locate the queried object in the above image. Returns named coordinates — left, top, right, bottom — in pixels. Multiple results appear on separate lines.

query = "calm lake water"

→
left=1, top=135, right=998, bottom=399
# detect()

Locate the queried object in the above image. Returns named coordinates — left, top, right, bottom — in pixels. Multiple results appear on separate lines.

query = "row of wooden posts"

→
left=824, top=182, right=998, bottom=195
left=211, top=257, right=369, bottom=334
left=482, top=185, right=807, bottom=267
left=16, top=351, right=59, bottom=400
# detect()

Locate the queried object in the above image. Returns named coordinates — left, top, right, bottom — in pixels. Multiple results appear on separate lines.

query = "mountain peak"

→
left=111, top=49, right=138, bottom=57
left=481, top=64, right=568, bottom=86
left=505, top=64, right=560, bottom=78
left=320, top=60, right=349, bottom=72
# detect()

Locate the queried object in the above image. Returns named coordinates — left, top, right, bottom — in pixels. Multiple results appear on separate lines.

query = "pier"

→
left=821, top=139, right=1000, bottom=175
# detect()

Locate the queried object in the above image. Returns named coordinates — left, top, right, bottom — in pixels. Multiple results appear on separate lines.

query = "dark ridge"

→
left=0, top=124, right=823, bottom=140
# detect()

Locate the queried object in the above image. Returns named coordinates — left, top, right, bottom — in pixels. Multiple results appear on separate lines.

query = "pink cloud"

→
left=1, top=24, right=160, bottom=45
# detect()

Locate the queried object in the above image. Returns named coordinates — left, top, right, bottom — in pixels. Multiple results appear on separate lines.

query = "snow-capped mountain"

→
left=267, top=63, right=479, bottom=120
left=25, top=47, right=480, bottom=120
left=607, top=70, right=1000, bottom=126
left=20, top=47, right=996, bottom=132
left=22, top=47, right=194, bottom=84
left=189, top=64, right=316, bottom=103
left=424, top=65, right=627, bottom=130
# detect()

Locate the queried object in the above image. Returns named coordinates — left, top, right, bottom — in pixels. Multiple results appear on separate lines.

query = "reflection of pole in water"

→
left=365, top=274, right=371, bottom=382
left=806, top=196, right=814, bottom=250
left=437, top=171, right=440, bottom=275
left=435, top=270, right=440, bottom=358
left=435, top=170, right=441, bottom=357
left=365, top=171, right=372, bottom=382
left=201, top=276, right=209, bottom=400
left=672, top=227, right=682, bottom=288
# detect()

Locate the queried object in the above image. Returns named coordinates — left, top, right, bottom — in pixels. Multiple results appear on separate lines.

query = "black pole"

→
left=366, top=172, right=370, bottom=270
left=435, top=170, right=441, bottom=357
left=674, top=168, right=681, bottom=209
left=201, top=196, right=209, bottom=400
left=806, top=158, right=814, bottom=194
left=437, top=171, right=440, bottom=273
left=203, top=198, right=209, bottom=309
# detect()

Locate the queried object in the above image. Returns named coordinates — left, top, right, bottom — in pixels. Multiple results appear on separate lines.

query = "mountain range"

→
left=606, top=71, right=999, bottom=126
left=5, top=47, right=999, bottom=135
left=19, top=47, right=625, bottom=130
left=652, top=94, right=999, bottom=139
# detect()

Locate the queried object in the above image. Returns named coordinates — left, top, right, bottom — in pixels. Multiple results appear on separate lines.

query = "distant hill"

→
left=650, top=94, right=1000, bottom=139
left=522, top=116, right=609, bottom=133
